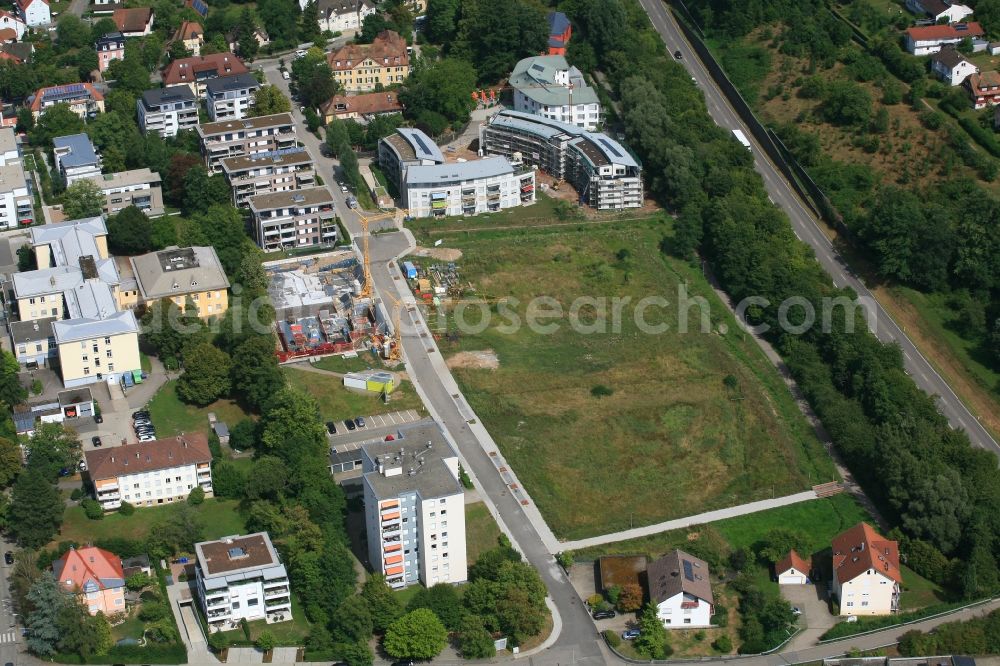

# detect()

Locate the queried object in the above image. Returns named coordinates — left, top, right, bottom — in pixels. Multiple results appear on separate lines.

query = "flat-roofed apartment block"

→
left=198, top=113, right=297, bottom=173
left=15, top=216, right=141, bottom=387
left=137, top=87, right=199, bottom=138
left=53, top=134, right=101, bottom=185
left=84, top=433, right=213, bottom=511
left=403, top=156, right=534, bottom=218
left=206, top=72, right=260, bottom=122
left=480, top=110, right=643, bottom=210
left=0, top=161, right=33, bottom=228
left=377, top=127, right=444, bottom=193
left=0, top=127, right=20, bottom=166
left=248, top=186, right=337, bottom=252
left=85, top=168, right=164, bottom=216
left=129, top=246, right=230, bottom=319
left=194, top=532, right=292, bottom=632
left=355, top=420, right=467, bottom=589
left=221, top=147, right=315, bottom=207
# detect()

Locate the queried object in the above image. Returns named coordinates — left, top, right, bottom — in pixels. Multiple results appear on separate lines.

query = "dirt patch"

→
left=446, top=350, right=499, bottom=370
left=412, top=246, right=463, bottom=261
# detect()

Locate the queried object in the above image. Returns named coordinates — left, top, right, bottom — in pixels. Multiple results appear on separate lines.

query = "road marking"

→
left=0, top=630, right=17, bottom=644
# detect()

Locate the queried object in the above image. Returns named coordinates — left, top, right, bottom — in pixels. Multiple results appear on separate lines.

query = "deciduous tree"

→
left=177, top=343, right=232, bottom=406
left=361, top=574, right=403, bottom=633
left=107, top=206, right=153, bottom=255
left=249, top=85, right=292, bottom=117
left=382, top=608, right=447, bottom=660
left=61, top=180, right=105, bottom=220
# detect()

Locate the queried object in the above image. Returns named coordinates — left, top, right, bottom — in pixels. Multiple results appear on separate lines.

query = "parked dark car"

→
left=326, top=421, right=337, bottom=434
left=673, top=49, right=682, bottom=59
left=344, top=419, right=356, bottom=431
left=4, top=552, right=13, bottom=565
left=592, top=609, right=616, bottom=620
left=622, top=628, right=640, bottom=640
left=94, top=413, right=103, bottom=424
left=355, top=416, right=366, bottom=428
left=91, top=436, right=102, bottom=447
left=132, top=410, right=149, bottom=420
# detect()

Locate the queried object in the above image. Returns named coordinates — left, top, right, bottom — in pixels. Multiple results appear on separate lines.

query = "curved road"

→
left=639, top=0, right=999, bottom=456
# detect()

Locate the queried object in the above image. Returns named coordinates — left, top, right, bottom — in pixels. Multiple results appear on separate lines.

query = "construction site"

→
left=266, top=211, right=405, bottom=364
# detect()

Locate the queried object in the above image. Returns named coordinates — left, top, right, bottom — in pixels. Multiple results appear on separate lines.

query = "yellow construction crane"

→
left=354, top=209, right=394, bottom=300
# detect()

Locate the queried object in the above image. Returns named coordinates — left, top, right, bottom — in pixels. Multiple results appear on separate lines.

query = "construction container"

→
left=344, top=373, right=368, bottom=391
left=403, top=261, right=417, bottom=279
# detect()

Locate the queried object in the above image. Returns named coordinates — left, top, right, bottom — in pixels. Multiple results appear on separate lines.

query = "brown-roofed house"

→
left=161, top=52, right=248, bottom=96
left=326, top=30, right=409, bottom=92
left=319, top=91, right=403, bottom=124
left=173, top=20, right=204, bottom=57
left=967, top=70, right=1000, bottom=109
left=832, top=522, right=901, bottom=616
left=113, top=7, right=154, bottom=37
left=776, top=549, right=812, bottom=585
left=84, top=433, right=213, bottom=511
left=646, top=549, right=714, bottom=629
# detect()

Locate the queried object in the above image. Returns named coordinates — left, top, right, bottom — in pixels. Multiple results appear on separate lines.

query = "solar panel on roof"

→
left=682, top=559, right=694, bottom=581
left=598, top=137, right=624, bottom=158
left=189, top=0, right=208, bottom=16
left=44, top=83, right=86, bottom=100
left=410, top=131, right=433, bottom=156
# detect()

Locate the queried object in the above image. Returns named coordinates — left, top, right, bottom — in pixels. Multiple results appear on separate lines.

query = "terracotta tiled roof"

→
left=320, top=91, right=402, bottom=117
left=53, top=547, right=125, bottom=594
left=113, top=6, right=152, bottom=33
left=84, top=433, right=212, bottom=481
left=0, top=28, right=16, bottom=43
left=16, top=0, right=48, bottom=10
left=161, top=52, right=247, bottom=85
left=327, top=30, right=408, bottom=72
left=776, top=549, right=812, bottom=576
left=175, top=20, right=202, bottom=41
left=29, top=82, right=104, bottom=112
left=832, top=522, right=901, bottom=585
left=906, top=22, right=984, bottom=42
left=969, top=70, right=1000, bottom=91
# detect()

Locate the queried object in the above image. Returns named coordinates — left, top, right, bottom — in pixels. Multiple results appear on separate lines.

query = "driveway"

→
left=781, top=583, right=835, bottom=651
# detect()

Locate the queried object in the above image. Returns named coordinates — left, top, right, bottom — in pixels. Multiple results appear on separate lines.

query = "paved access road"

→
left=639, top=0, right=999, bottom=457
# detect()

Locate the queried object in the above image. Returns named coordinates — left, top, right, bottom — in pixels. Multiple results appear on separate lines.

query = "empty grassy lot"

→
left=281, top=366, right=426, bottom=422
left=436, top=221, right=835, bottom=540
left=147, top=380, right=251, bottom=437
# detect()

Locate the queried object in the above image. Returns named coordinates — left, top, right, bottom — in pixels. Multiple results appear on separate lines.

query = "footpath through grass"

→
left=437, top=221, right=835, bottom=540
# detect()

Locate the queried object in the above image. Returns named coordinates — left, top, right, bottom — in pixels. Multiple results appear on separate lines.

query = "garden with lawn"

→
left=435, top=221, right=836, bottom=540
left=55, top=499, right=246, bottom=546
left=147, top=381, right=251, bottom=438
left=281, top=366, right=426, bottom=423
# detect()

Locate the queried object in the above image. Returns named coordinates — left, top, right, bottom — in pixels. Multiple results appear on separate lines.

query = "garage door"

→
left=779, top=574, right=805, bottom=585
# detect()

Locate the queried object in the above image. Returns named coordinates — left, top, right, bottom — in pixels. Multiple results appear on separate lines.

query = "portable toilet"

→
left=403, top=261, right=417, bottom=279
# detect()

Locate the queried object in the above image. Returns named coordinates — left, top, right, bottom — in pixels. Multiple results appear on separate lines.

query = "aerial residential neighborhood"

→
left=0, top=0, right=997, bottom=665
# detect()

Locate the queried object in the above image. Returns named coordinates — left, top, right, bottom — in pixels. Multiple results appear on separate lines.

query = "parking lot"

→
left=327, top=408, right=422, bottom=438
left=780, top=583, right=835, bottom=650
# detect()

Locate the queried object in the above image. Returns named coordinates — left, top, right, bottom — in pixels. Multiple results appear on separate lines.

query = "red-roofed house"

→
left=162, top=52, right=248, bottom=96
left=967, top=70, right=1000, bottom=108
left=0, top=11, right=26, bottom=41
left=113, top=7, right=154, bottom=37
left=29, top=82, right=105, bottom=119
left=15, top=0, right=49, bottom=27
left=832, top=523, right=901, bottom=616
left=319, top=91, right=402, bottom=123
left=52, top=547, right=126, bottom=615
left=173, top=20, right=204, bottom=57
left=776, top=550, right=812, bottom=585
left=905, top=22, right=984, bottom=56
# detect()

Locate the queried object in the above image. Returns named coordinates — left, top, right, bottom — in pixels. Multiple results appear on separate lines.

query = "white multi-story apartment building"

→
left=832, top=523, right=902, bottom=616
left=480, top=110, right=643, bottom=210
left=85, top=168, right=164, bottom=216
left=84, top=434, right=214, bottom=511
left=194, top=532, right=292, bottom=633
left=377, top=127, right=444, bottom=194
left=509, top=55, right=602, bottom=130
left=352, top=421, right=467, bottom=589
left=0, top=127, right=20, bottom=166
left=315, top=0, right=375, bottom=32
left=205, top=72, right=260, bottom=122
left=248, top=186, right=337, bottom=251
left=15, top=0, right=49, bottom=27
left=52, top=134, right=101, bottom=185
left=137, top=87, right=199, bottom=138
left=402, top=156, right=535, bottom=218
left=197, top=113, right=297, bottom=173
left=0, top=163, right=33, bottom=229
left=221, top=148, right=315, bottom=208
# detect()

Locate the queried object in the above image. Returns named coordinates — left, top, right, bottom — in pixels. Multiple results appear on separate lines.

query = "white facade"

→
left=0, top=163, right=32, bottom=229
left=0, top=12, right=26, bottom=40
left=316, top=0, right=376, bottom=32
left=403, top=157, right=535, bottom=218
left=656, top=591, right=713, bottom=629
left=99, top=460, right=212, bottom=510
left=0, top=127, right=19, bottom=166
left=906, top=0, right=973, bottom=23
left=137, top=92, right=199, bottom=138
left=834, top=569, right=900, bottom=616
left=16, top=0, right=49, bottom=27
left=513, top=90, right=601, bottom=131
left=195, top=533, right=292, bottom=633
left=205, top=74, right=260, bottom=122
left=933, top=58, right=978, bottom=86
left=777, top=566, right=808, bottom=585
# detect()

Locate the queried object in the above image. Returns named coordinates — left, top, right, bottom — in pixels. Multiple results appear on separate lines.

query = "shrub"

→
left=255, top=631, right=275, bottom=652
left=713, top=635, right=733, bottom=652
left=187, top=487, right=205, bottom=505
left=30, top=379, right=42, bottom=395
left=118, top=501, right=135, bottom=516
left=70, top=488, right=83, bottom=501
left=241, top=618, right=251, bottom=642
left=605, top=585, right=621, bottom=606
left=586, top=593, right=604, bottom=607
left=556, top=551, right=574, bottom=570
left=590, top=384, right=614, bottom=398
left=603, top=629, right=621, bottom=648
left=82, top=498, right=103, bottom=520
left=208, top=631, right=229, bottom=653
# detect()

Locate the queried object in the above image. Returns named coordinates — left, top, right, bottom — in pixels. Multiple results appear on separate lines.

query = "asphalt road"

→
left=639, top=0, right=999, bottom=457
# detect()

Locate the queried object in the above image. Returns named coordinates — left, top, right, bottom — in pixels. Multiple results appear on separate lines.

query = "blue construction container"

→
left=403, top=261, right=417, bottom=279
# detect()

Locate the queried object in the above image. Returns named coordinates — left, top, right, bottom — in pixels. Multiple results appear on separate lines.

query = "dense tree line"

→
left=898, top=608, right=1000, bottom=656
left=565, top=0, right=1000, bottom=618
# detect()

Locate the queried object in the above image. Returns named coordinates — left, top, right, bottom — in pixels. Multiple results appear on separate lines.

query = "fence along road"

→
left=641, top=0, right=999, bottom=456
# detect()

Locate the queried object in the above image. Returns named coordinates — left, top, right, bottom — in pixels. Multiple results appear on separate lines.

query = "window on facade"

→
left=248, top=598, right=258, bottom=606
left=683, top=619, right=691, bottom=624
left=106, top=350, right=112, bottom=358
left=232, top=602, right=240, bottom=609
left=83, top=367, right=90, bottom=375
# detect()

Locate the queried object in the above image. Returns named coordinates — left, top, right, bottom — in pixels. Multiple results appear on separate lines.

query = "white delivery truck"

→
left=732, top=129, right=752, bottom=151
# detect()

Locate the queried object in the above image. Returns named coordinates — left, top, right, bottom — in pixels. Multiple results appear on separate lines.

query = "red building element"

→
left=547, top=12, right=571, bottom=56
left=967, top=70, right=1000, bottom=109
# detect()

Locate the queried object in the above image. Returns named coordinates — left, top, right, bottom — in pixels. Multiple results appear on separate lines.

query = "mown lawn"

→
left=465, top=501, right=503, bottom=563
left=147, top=381, right=251, bottom=438
left=439, top=221, right=835, bottom=539
left=281, top=367, right=425, bottom=422
left=212, top=594, right=311, bottom=646
left=55, top=499, right=245, bottom=547
left=308, top=350, right=384, bottom=374
left=405, top=191, right=566, bottom=236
